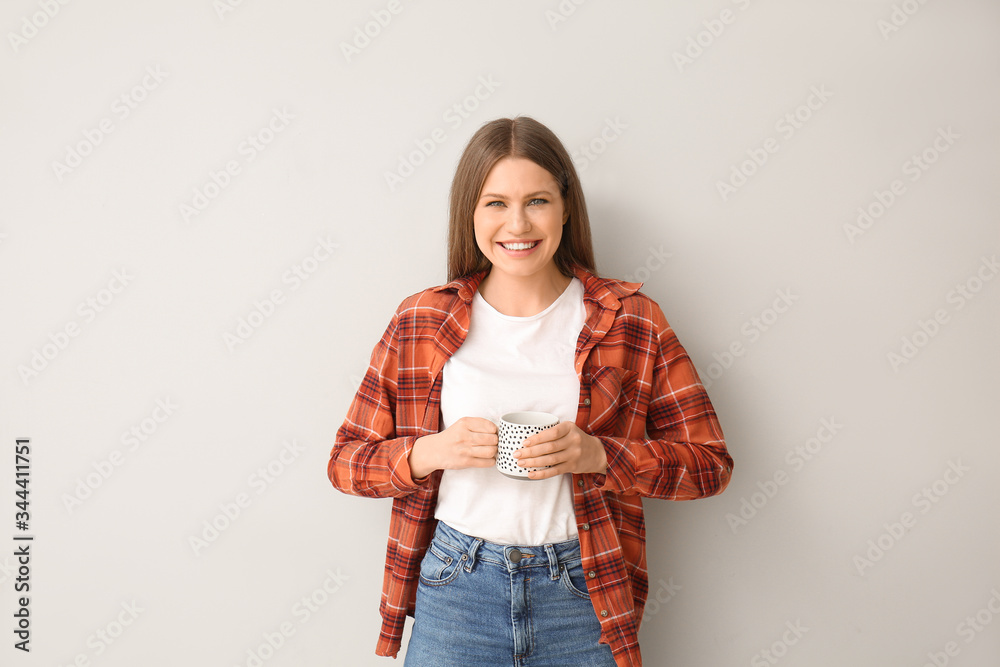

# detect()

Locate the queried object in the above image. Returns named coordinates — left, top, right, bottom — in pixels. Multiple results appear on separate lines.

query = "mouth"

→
left=498, top=240, right=540, bottom=251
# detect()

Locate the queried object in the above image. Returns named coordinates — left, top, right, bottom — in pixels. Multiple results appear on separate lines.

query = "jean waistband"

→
left=431, top=521, right=581, bottom=578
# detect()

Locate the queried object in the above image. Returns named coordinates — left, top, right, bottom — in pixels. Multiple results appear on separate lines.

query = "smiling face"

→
left=473, top=157, right=568, bottom=284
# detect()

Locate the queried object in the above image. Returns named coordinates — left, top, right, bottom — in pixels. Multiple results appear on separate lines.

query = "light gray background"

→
left=2, top=1, right=998, bottom=665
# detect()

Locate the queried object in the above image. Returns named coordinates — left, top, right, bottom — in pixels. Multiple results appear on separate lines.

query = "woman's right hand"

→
left=408, top=417, right=499, bottom=480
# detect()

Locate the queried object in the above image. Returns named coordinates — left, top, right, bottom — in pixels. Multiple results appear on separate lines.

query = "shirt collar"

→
left=431, top=264, right=643, bottom=310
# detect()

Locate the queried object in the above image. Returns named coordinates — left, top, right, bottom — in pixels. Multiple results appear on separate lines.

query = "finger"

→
left=517, top=451, right=565, bottom=469
left=514, top=438, right=562, bottom=459
left=527, top=463, right=569, bottom=480
left=471, top=445, right=497, bottom=459
left=521, top=422, right=567, bottom=447
left=472, top=432, right=499, bottom=446
left=465, top=417, right=499, bottom=433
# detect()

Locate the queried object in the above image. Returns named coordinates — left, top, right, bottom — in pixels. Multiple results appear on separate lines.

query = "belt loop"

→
left=544, top=543, right=560, bottom=580
left=465, top=538, right=482, bottom=572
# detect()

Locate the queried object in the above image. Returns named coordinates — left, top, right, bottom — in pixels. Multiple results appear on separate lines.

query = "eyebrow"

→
left=479, top=190, right=553, bottom=201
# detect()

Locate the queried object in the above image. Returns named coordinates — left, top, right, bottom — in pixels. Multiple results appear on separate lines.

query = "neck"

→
left=478, top=266, right=573, bottom=317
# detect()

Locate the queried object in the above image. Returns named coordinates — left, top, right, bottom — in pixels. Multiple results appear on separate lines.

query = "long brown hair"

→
left=447, top=116, right=596, bottom=282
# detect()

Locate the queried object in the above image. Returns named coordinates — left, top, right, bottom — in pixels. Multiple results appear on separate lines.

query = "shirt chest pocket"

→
left=585, top=365, right=640, bottom=435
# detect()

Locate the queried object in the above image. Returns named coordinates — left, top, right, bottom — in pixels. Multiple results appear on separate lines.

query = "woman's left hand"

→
left=513, top=422, right=608, bottom=480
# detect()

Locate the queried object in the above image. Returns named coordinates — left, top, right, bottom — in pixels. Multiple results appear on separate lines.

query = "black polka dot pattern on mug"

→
left=496, top=412, right=559, bottom=478
left=497, top=421, right=546, bottom=477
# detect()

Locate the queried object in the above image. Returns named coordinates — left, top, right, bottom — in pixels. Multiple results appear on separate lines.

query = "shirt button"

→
left=583, top=398, right=591, bottom=405
left=577, top=479, right=584, bottom=487
left=600, top=610, right=609, bottom=618
left=588, top=571, right=596, bottom=579
left=582, top=523, right=590, bottom=530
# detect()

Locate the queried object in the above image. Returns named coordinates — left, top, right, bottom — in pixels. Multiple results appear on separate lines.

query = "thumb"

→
left=466, top=417, right=499, bottom=433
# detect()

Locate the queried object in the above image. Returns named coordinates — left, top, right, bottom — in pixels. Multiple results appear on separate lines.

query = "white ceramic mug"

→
left=496, top=411, right=560, bottom=479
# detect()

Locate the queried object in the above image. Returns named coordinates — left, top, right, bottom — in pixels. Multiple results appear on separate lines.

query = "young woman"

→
left=328, top=116, right=733, bottom=666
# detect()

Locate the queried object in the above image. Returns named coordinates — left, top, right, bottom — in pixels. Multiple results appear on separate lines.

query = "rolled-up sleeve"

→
left=328, top=311, right=426, bottom=497
left=595, top=300, right=733, bottom=499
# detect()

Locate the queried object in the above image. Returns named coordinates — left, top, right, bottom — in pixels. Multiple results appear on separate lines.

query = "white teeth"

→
left=501, top=242, right=537, bottom=250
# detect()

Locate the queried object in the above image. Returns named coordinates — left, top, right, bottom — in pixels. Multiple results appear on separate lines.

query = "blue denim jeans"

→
left=403, top=521, right=616, bottom=666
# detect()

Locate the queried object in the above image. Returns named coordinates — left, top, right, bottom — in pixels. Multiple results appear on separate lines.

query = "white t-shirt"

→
left=434, top=277, right=585, bottom=545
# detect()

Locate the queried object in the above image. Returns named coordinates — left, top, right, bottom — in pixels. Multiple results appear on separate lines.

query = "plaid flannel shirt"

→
left=328, top=264, right=733, bottom=666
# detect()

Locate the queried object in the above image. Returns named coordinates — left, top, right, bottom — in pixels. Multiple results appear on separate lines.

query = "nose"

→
left=507, top=205, right=531, bottom=234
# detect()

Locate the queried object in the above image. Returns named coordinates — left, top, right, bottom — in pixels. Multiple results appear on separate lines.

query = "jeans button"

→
left=508, top=548, right=522, bottom=564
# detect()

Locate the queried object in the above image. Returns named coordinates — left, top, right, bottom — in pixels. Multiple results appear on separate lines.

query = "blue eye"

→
left=484, top=198, right=547, bottom=207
